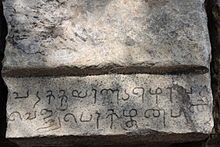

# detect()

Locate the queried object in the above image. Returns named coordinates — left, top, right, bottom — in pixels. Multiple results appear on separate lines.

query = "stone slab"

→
left=4, top=73, right=213, bottom=138
left=3, top=0, right=211, bottom=71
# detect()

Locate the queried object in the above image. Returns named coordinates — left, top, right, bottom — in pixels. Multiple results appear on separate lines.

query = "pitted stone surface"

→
left=5, top=74, right=213, bottom=138
left=3, top=0, right=211, bottom=70
left=2, top=0, right=214, bottom=141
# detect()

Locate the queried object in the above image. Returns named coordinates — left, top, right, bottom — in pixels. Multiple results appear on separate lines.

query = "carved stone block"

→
left=2, top=0, right=211, bottom=74
left=2, top=0, right=214, bottom=142
left=5, top=74, right=213, bottom=138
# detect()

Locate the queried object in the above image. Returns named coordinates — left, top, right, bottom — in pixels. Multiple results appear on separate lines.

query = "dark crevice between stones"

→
left=2, top=65, right=209, bottom=77
left=205, top=0, right=220, bottom=146
left=7, top=134, right=208, bottom=147
left=0, top=0, right=18, bottom=146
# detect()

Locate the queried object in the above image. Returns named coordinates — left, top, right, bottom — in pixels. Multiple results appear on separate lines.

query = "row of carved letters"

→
left=13, top=85, right=208, bottom=108
left=8, top=104, right=208, bottom=132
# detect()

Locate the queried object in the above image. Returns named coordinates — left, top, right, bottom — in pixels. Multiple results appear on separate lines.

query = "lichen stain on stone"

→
left=171, top=84, right=197, bottom=131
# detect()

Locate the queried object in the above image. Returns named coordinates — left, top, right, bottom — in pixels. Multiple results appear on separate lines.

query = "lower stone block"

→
left=4, top=74, right=213, bottom=139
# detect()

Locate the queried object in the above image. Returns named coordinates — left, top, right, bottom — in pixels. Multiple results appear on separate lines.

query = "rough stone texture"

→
left=2, top=0, right=211, bottom=72
left=0, top=0, right=215, bottom=146
left=4, top=74, right=213, bottom=139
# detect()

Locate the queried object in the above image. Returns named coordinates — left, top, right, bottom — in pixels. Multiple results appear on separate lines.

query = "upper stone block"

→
left=2, top=0, right=211, bottom=73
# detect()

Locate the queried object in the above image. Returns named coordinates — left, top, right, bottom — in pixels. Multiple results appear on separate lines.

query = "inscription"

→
left=7, top=83, right=211, bottom=133
left=123, top=109, right=138, bottom=129
left=149, top=87, right=162, bottom=105
left=13, top=90, right=29, bottom=99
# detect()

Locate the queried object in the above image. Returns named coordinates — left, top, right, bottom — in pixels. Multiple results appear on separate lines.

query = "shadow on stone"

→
left=0, top=0, right=18, bottom=146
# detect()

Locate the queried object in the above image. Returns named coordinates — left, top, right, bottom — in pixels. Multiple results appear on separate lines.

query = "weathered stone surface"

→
left=5, top=73, right=213, bottom=138
left=1, top=0, right=214, bottom=145
left=2, top=0, right=211, bottom=72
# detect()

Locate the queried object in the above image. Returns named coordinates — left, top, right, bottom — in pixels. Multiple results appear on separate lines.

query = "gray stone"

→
left=5, top=73, right=213, bottom=138
left=2, top=0, right=211, bottom=72
left=1, top=0, right=214, bottom=142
